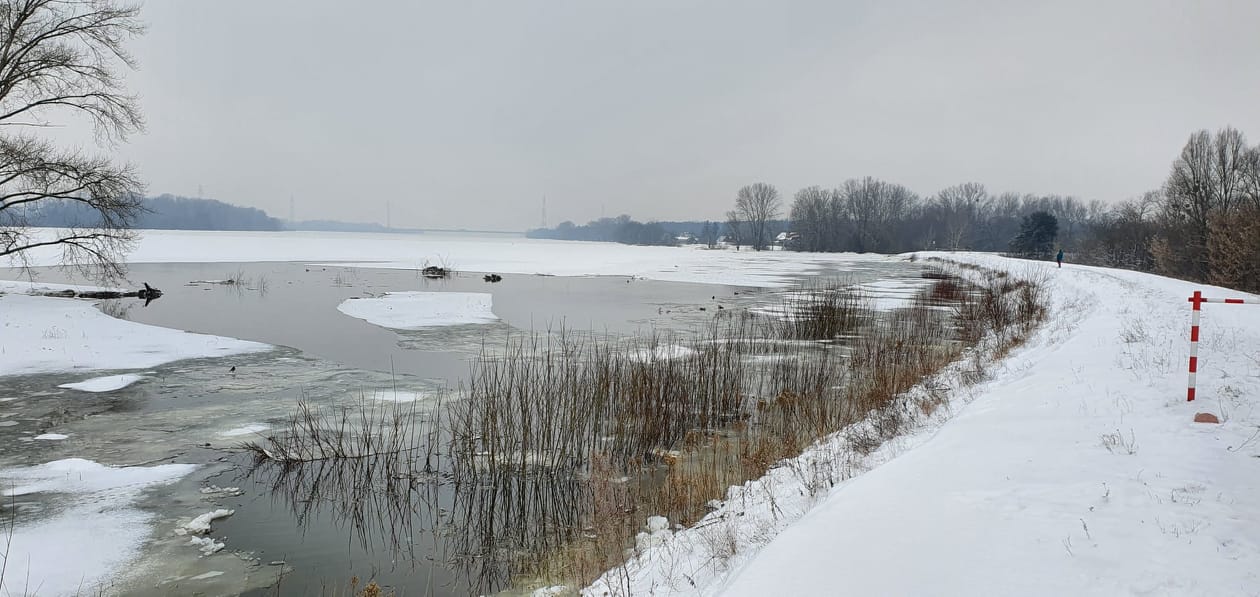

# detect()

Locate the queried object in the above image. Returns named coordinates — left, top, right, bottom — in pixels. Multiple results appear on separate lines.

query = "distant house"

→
left=775, top=231, right=801, bottom=247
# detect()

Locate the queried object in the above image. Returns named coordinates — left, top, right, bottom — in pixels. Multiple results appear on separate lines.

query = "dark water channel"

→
left=0, top=258, right=931, bottom=596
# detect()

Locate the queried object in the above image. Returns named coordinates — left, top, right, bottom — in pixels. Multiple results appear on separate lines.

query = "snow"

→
left=627, top=344, right=696, bottom=362
left=0, top=293, right=270, bottom=377
left=856, top=276, right=936, bottom=311
left=57, top=373, right=145, bottom=393
left=178, top=509, right=235, bottom=535
left=32, top=433, right=68, bottom=440
left=201, top=486, right=243, bottom=496
left=370, top=389, right=430, bottom=402
left=337, top=291, right=498, bottom=329
left=189, top=536, right=225, bottom=556
left=218, top=424, right=271, bottom=438
left=645, top=515, right=670, bottom=533
left=0, top=279, right=126, bottom=295
left=586, top=255, right=1260, bottom=596
left=0, top=458, right=197, bottom=596
left=9, top=229, right=895, bottom=288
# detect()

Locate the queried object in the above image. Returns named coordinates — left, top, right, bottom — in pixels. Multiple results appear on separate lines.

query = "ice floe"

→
left=338, top=291, right=498, bottom=329
left=0, top=293, right=270, bottom=377
left=0, top=458, right=196, bottom=596
left=57, top=373, right=145, bottom=393
left=178, top=508, right=235, bottom=535
left=218, top=424, right=271, bottom=438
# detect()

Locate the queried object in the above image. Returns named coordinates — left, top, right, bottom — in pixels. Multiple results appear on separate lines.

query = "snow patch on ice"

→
left=370, top=389, right=430, bottom=402
left=627, top=345, right=695, bottom=362
left=218, top=424, right=270, bottom=438
left=0, top=293, right=271, bottom=377
left=855, top=277, right=935, bottom=311
left=58, top=373, right=145, bottom=393
left=201, top=485, right=244, bottom=497
left=178, top=509, right=235, bottom=535
left=0, top=458, right=196, bottom=596
left=189, top=536, right=225, bottom=556
left=338, top=291, right=498, bottom=329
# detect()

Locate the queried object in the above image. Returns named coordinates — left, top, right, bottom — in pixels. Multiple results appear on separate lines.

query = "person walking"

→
left=1056, top=248, right=1064, bottom=268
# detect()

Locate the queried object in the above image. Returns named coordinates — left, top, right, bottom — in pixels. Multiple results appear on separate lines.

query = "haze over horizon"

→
left=50, top=0, right=1260, bottom=231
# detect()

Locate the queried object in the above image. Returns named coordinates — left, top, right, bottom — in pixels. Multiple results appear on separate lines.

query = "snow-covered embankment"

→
left=587, top=255, right=1260, bottom=596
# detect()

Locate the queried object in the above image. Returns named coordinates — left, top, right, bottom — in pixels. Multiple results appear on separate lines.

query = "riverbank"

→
left=587, top=254, right=1260, bottom=596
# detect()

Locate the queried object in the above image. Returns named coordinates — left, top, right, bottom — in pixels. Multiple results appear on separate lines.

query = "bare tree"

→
left=735, top=182, right=780, bottom=251
left=724, top=210, right=744, bottom=250
left=1243, top=145, right=1260, bottom=211
left=699, top=220, right=719, bottom=248
left=1157, top=127, right=1252, bottom=279
left=932, top=182, right=987, bottom=250
left=839, top=177, right=916, bottom=253
left=0, top=0, right=146, bottom=280
left=789, top=186, right=830, bottom=252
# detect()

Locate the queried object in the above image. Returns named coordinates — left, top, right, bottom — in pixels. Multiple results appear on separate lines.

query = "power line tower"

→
left=540, top=195, right=548, bottom=229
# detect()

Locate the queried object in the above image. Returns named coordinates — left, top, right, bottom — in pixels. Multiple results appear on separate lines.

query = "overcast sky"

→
left=57, top=0, right=1260, bottom=230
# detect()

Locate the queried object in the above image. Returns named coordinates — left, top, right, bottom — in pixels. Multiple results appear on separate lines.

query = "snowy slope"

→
left=587, top=255, right=1260, bottom=596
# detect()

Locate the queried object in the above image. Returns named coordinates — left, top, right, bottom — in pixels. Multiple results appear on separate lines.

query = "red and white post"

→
left=1186, top=291, right=1259, bottom=401
left=1187, top=291, right=1202, bottom=402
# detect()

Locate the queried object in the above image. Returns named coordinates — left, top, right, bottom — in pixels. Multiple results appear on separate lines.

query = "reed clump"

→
left=240, top=392, right=429, bottom=464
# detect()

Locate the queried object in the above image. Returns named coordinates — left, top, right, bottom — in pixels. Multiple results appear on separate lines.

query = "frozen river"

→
left=0, top=231, right=932, bottom=596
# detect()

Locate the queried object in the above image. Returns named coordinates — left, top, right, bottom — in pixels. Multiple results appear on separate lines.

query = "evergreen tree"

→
left=1010, top=211, right=1059, bottom=258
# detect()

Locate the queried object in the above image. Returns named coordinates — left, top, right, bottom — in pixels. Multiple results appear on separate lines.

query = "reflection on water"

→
left=231, top=449, right=595, bottom=596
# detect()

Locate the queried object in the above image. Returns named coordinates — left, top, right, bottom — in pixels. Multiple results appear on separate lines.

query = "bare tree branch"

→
left=0, top=0, right=145, bottom=281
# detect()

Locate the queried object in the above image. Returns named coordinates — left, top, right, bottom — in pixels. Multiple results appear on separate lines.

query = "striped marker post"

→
left=1187, top=291, right=1260, bottom=401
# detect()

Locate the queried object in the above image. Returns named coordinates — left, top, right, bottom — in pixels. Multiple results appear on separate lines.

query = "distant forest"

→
left=529, top=126, right=1260, bottom=292
left=23, top=194, right=283, bottom=231
left=527, top=216, right=775, bottom=246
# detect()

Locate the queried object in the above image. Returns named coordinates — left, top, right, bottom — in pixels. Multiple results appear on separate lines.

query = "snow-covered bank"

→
left=337, top=291, right=498, bottom=329
left=8, top=229, right=893, bottom=288
left=587, top=255, right=1260, bottom=596
left=0, top=293, right=270, bottom=376
left=0, top=279, right=126, bottom=295
left=0, top=458, right=197, bottom=596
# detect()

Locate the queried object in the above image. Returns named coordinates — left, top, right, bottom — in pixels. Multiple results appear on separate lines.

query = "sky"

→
left=49, top=0, right=1260, bottom=231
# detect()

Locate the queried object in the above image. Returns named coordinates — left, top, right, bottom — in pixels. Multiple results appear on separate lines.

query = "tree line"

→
left=17, top=194, right=283, bottom=231
left=527, top=215, right=677, bottom=246
left=721, top=126, right=1260, bottom=291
